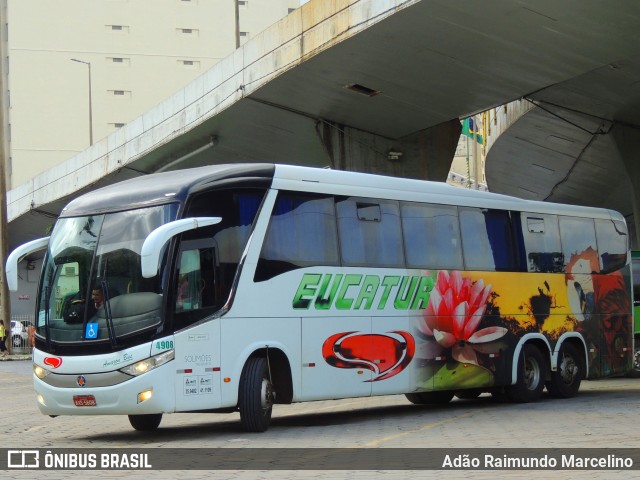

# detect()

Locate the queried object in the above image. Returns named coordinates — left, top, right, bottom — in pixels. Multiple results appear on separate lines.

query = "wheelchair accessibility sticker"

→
left=85, top=323, right=98, bottom=339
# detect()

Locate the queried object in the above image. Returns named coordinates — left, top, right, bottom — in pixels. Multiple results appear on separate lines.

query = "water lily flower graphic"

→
left=420, top=270, right=506, bottom=364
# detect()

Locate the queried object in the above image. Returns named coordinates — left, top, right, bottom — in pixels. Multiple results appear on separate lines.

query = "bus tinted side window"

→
left=256, top=193, right=339, bottom=281
left=401, top=202, right=463, bottom=270
left=336, top=198, right=404, bottom=268
left=559, top=216, right=599, bottom=273
left=521, top=213, right=564, bottom=273
left=459, top=208, right=520, bottom=271
left=595, top=219, right=628, bottom=273
left=174, top=189, right=265, bottom=328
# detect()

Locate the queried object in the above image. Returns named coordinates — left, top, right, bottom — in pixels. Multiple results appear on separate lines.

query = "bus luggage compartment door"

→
left=301, top=316, right=372, bottom=401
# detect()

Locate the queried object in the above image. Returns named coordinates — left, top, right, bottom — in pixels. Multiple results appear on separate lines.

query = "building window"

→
left=106, top=25, right=129, bottom=33
left=288, top=8, right=296, bottom=14
left=178, top=60, right=200, bottom=69
left=239, top=31, right=248, bottom=38
left=109, top=90, right=131, bottom=98
left=112, top=123, right=125, bottom=128
left=107, top=57, right=130, bottom=66
left=177, top=28, right=199, bottom=36
left=238, top=0, right=248, bottom=6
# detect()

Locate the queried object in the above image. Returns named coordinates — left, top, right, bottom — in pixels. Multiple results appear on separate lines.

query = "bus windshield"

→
left=37, top=204, right=178, bottom=345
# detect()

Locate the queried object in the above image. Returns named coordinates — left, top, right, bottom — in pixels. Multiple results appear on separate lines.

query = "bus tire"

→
left=506, top=344, right=545, bottom=403
left=239, top=357, right=274, bottom=432
left=545, top=342, right=582, bottom=398
left=405, top=391, right=454, bottom=405
left=128, top=413, right=162, bottom=431
left=630, top=345, right=640, bottom=378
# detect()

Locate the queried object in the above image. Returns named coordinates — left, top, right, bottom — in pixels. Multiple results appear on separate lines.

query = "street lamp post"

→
left=70, top=58, right=93, bottom=146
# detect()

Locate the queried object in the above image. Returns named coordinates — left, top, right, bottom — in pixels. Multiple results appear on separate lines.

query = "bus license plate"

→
left=73, top=395, right=97, bottom=407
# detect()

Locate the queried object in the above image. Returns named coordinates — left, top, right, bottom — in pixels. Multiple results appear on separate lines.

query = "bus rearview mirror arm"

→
left=6, top=237, right=50, bottom=292
left=140, top=217, right=222, bottom=278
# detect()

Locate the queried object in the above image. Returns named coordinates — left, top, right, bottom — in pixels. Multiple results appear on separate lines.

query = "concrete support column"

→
left=613, top=123, right=640, bottom=247
left=317, top=118, right=461, bottom=181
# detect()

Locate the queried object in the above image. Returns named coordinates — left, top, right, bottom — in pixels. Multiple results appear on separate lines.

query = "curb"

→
left=0, top=354, right=32, bottom=361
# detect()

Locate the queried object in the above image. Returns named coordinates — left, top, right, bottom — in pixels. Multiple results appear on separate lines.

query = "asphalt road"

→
left=1, top=359, right=639, bottom=480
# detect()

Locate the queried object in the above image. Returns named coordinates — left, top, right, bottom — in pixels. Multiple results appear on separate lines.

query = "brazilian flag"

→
left=461, top=117, right=483, bottom=144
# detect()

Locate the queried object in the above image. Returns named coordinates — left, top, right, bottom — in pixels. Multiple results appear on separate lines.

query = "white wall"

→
left=6, top=0, right=298, bottom=187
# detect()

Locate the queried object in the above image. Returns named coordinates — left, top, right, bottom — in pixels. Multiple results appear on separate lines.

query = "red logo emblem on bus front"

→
left=43, top=356, right=63, bottom=368
left=322, top=331, right=415, bottom=381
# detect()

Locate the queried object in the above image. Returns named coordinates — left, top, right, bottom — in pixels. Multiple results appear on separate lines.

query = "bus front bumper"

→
left=33, top=364, right=175, bottom=416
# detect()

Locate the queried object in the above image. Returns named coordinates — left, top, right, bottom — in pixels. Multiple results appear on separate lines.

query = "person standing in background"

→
left=0, top=320, right=7, bottom=356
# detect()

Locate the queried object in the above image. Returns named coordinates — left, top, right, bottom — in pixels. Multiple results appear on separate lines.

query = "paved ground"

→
left=1, top=357, right=639, bottom=479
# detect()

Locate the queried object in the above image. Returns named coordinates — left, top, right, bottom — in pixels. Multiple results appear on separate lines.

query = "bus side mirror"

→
left=140, top=217, right=222, bottom=278
left=6, top=237, right=50, bottom=291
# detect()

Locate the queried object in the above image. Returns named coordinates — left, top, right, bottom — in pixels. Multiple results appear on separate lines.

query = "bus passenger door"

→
left=300, top=316, right=372, bottom=401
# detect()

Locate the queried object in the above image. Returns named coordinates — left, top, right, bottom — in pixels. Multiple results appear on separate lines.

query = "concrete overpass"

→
left=485, top=63, right=640, bottom=244
left=9, top=0, right=640, bottom=254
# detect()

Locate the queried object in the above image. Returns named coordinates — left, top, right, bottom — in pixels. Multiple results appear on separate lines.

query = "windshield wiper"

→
left=101, top=279, right=117, bottom=348
left=44, top=285, right=52, bottom=350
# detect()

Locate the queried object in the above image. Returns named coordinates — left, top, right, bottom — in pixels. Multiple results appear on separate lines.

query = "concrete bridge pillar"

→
left=317, top=118, right=461, bottom=181
left=613, top=123, right=640, bottom=247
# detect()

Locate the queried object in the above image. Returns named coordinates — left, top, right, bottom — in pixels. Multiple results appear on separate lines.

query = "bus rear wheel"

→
left=507, top=344, right=545, bottom=403
left=128, top=413, right=162, bottom=431
left=546, top=342, right=582, bottom=398
left=239, top=357, right=274, bottom=432
left=405, top=391, right=454, bottom=405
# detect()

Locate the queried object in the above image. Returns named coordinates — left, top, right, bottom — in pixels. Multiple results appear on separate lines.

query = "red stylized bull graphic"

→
left=43, top=356, right=63, bottom=368
left=322, top=331, right=415, bottom=381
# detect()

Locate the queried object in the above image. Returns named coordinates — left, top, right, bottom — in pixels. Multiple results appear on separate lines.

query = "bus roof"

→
left=60, top=163, right=623, bottom=222
left=272, top=164, right=624, bottom=221
left=61, top=164, right=275, bottom=216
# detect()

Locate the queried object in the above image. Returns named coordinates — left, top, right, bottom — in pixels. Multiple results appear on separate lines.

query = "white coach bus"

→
left=6, top=164, right=632, bottom=432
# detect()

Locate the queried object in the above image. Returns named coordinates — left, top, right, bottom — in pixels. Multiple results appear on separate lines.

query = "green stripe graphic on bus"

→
left=292, top=273, right=435, bottom=310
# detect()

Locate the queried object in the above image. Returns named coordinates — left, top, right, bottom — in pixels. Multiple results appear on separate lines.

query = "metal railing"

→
left=9, top=314, right=34, bottom=353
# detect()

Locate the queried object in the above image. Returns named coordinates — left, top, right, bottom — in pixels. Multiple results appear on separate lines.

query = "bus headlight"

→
left=34, top=364, right=50, bottom=379
left=120, top=350, right=175, bottom=376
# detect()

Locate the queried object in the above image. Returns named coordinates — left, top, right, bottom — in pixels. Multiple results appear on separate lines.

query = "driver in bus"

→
left=92, top=287, right=104, bottom=310
left=84, top=286, right=105, bottom=319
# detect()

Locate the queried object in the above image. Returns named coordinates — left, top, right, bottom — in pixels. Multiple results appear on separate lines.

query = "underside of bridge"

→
left=486, top=52, right=640, bottom=245
left=9, top=0, right=640, bottom=252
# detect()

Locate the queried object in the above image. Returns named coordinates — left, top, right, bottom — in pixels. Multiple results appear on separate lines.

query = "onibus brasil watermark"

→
left=6, top=450, right=151, bottom=469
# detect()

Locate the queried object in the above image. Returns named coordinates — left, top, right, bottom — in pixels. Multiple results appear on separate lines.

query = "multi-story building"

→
left=4, top=0, right=299, bottom=188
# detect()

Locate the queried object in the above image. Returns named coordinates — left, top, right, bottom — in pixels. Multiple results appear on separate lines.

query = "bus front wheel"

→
left=239, top=357, right=274, bottom=432
left=545, top=342, right=582, bottom=398
left=507, top=344, right=545, bottom=403
left=128, top=413, right=162, bottom=431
